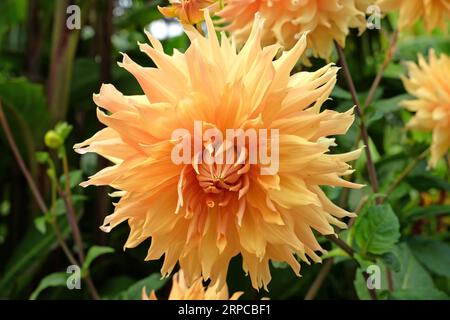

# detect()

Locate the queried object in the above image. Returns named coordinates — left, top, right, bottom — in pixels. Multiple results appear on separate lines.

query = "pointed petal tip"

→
left=100, top=225, right=111, bottom=233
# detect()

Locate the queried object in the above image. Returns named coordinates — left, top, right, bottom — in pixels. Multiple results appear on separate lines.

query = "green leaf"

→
left=371, top=94, right=411, bottom=113
left=0, top=216, right=70, bottom=297
left=34, top=216, right=47, bottom=234
left=403, top=205, right=450, bottom=222
left=82, top=246, right=115, bottom=275
left=55, top=195, right=87, bottom=216
left=353, top=204, right=401, bottom=256
left=389, top=288, right=449, bottom=300
left=54, top=122, right=73, bottom=142
left=396, top=36, right=450, bottom=61
left=0, top=0, right=27, bottom=25
left=365, top=94, right=410, bottom=128
left=29, top=272, right=68, bottom=300
left=380, top=252, right=401, bottom=273
left=35, top=151, right=50, bottom=164
left=409, top=237, right=450, bottom=278
left=406, top=174, right=450, bottom=192
left=392, top=243, right=437, bottom=290
left=354, top=243, right=441, bottom=300
left=59, top=170, right=84, bottom=190
left=0, top=78, right=50, bottom=146
left=114, top=274, right=168, bottom=300
left=101, top=275, right=136, bottom=299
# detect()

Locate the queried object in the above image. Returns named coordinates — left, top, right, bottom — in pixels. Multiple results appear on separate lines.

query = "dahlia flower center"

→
left=196, top=162, right=245, bottom=194
left=192, top=139, right=251, bottom=209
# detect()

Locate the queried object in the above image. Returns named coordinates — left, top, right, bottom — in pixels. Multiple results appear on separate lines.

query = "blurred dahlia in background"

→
left=218, top=0, right=372, bottom=60
left=378, top=0, right=450, bottom=32
left=401, top=49, right=450, bottom=168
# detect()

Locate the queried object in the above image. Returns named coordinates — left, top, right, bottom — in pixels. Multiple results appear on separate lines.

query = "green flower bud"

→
left=44, top=130, right=63, bottom=149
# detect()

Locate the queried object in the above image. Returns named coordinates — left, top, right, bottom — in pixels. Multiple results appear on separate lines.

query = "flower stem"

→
left=337, top=31, right=398, bottom=209
left=384, top=148, right=430, bottom=199
left=309, top=36, right=399, bottom=301
left=334, top=42, right=380, bottom=201
left=0, top=101, right=83, bottom=282
left=50, top=221, right=78, bottom=266
left=326, top=235, right=378, bottom=299
left=59, top=149, right=101, bottom=300
left=304, top=258, right=334, bottom=300
left=0, top=102, right=48, bottom=213
left=364, top=30, right=398, bottom=109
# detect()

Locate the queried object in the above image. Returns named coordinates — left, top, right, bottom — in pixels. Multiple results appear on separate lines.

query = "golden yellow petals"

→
left=158, top=0, right=220, bottom=25
left=75, top=11, right=361, bottom=291
left=143, top=270, right=243, bottom=300
left=401, top=49, right=450, bottom=167
left=218, top=0, right=371, bottom=60
left=378, top=0, right=450, bottom=32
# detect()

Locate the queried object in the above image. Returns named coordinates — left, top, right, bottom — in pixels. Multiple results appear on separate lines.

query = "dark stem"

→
left=0, top=101, right=81, bottom=270
left=57, top=185, right=101, bottom=300
left=326, top=235, right=354, bottom=257
left=0, top=102, right=48, bottom=213
left=304, top=258, right=334, bottom=300
left=51, top=221, right=78, bottom=266
left=327, top=235, right=378, bottom=299
left=385, top=148, right=430, bottom=199
left=362, top=271, right=380, bottom=300
left=334, top=42, right=380, bottom=201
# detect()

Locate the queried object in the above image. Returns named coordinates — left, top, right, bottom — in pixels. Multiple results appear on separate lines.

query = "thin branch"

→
left=304, top=258, right=334, bottom=300
left=337, top=32, right=398, bottom=209
left=364, top=30, right=399, bottom=109
left=0, top=101, right=82, bottom=272
left=386, top=268, right=394, bottom=292
left=309, top=34, right=399, bottom=302
left=326, top=235, right=378, bottom=299
left=3, top=96, right=100, bottom=300
left=326, top=235, right=354, bottom=257
left=0, top=102, right=48, bottom=213
left=384, top=148, right=430, bottom=199
left=57, top=176, right=101, bottom=300
left=334, top=42, right=380, bottom=202
left=51, top=221, right=78, bottom=266
left=362, top=271, right=379, bottom=300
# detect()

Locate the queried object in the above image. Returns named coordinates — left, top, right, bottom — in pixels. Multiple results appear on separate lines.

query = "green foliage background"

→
left=0, top=0, right=449, bottom=300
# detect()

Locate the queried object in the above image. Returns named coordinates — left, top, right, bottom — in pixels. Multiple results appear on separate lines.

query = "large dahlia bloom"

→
left=158, top=0, right=220, bottom=24
left=142, top=270, right=243, bottom=300
left=75, top=12, right=362, bottom=290
left=401, top=49, right=450, bottom=168
left=218, top=0, right=370, bottom=60
left=378, top=0, right=450, bottom=32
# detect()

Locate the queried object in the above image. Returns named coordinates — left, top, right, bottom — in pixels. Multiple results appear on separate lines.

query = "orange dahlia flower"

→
left=378, top=0, right=450, bottom=32
left=75, top=12, right=362, bottom=290
left=142, top=270, right=243, bottom=300
left=158, top=0, right=220, bottom=24
left=401, top=49, right=450, bottom=168
left=218, top=0, right=369, bottom=60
